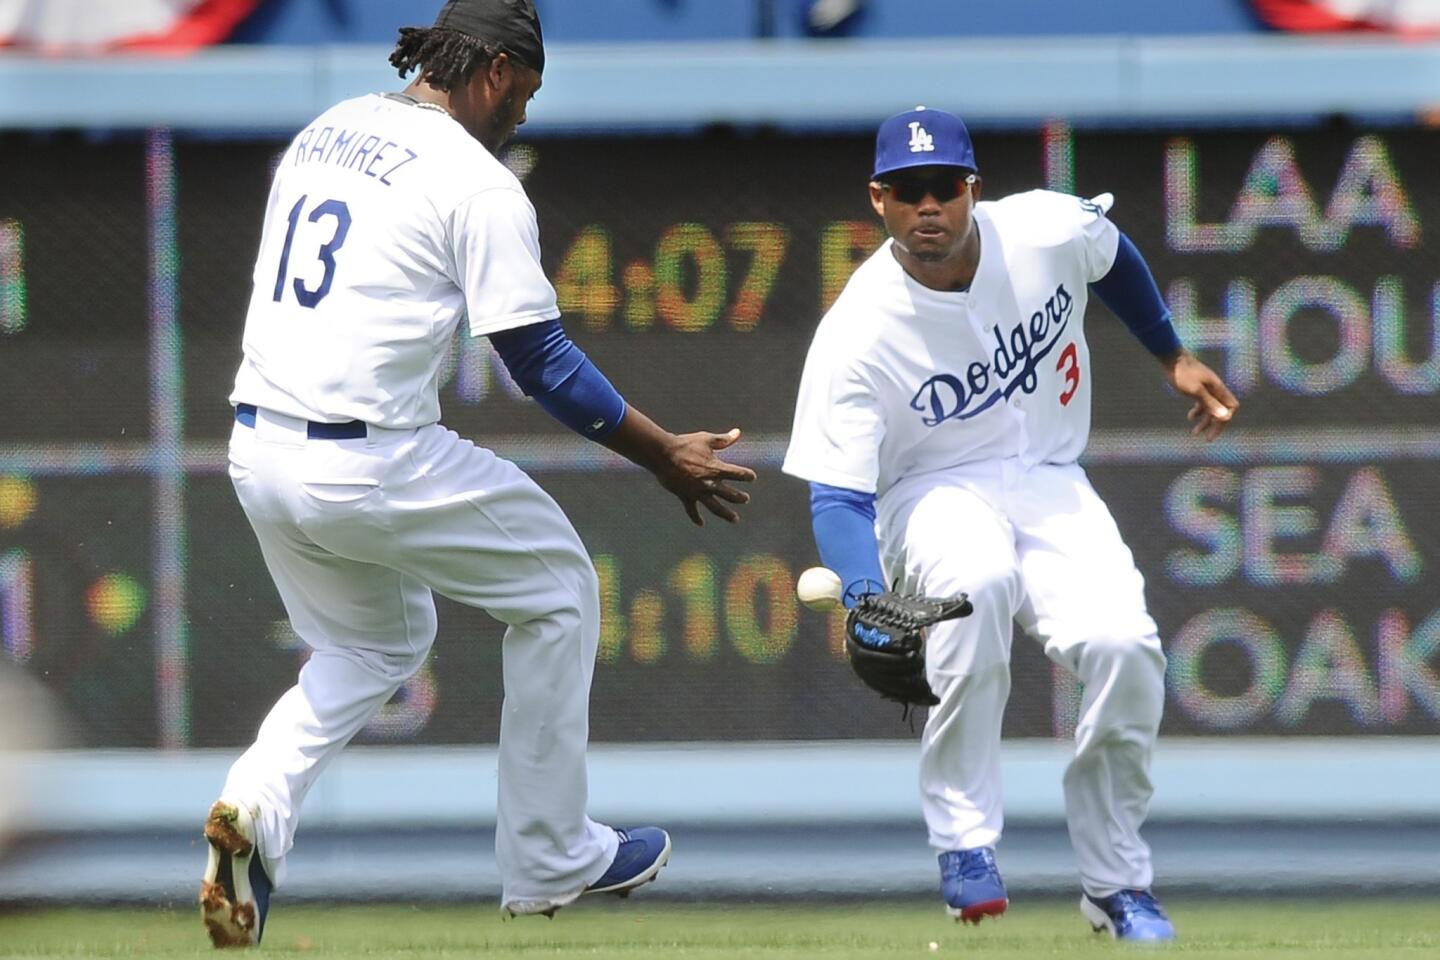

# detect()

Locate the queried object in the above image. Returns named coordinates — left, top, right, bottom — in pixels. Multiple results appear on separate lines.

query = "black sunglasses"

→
left=878, top=172, right=977, bottom=205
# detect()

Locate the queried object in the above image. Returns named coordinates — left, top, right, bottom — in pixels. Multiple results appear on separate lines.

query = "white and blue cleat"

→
left=199, top=799, right=272, bottom=948
left=508, top=826, right=672, bottom=918
left=584, top=827, right=672, bottom=897
left=1081, top=888, right=1176, bottom=941
left=939, top=846, right=1009, bottom=924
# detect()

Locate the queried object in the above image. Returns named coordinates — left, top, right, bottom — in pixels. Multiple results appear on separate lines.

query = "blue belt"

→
left=234, top=403, right=368, bottom=440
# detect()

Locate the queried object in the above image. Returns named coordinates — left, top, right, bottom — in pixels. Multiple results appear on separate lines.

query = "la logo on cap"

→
left=907, top=121, right=935, bottom=154
left=872, top=105, right=977, bottom=181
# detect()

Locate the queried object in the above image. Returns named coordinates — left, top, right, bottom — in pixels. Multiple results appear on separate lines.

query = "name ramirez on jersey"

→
left=291, top=123, right=421, bottom=187
left=783, top=190, right=1119, bottom=498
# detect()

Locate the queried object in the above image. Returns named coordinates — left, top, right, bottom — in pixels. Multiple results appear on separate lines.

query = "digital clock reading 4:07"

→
left=551, top=220, right=887, bottom=332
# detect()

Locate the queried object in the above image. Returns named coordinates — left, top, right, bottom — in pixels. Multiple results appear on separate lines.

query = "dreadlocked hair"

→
left=389, top=27, right=502, bottom=92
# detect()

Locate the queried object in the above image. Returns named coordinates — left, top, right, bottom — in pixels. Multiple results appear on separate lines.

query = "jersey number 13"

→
left=272, top=195, right=352, bottom=308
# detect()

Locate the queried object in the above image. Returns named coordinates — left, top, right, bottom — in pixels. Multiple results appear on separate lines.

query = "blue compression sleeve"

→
left=531, top=359, right=627, bottom=439
left=490, top=320, right=627, bottom=439
left=490, top=319, right=583, bottom=390
left=809, top=482, right=887, bottom=608
left=1089, top=231, right=1182, bottom=358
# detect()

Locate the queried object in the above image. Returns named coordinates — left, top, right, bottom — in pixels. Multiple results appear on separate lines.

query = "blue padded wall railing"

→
left=0, top=35, right=1434, bottom=132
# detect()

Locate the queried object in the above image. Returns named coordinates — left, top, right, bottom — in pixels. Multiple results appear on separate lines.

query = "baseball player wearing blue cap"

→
left=784, top=107, right=1239, bottom=941
left=198, top=0, right=756, bottom=947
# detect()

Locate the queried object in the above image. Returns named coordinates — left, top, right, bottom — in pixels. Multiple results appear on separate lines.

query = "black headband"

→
left=433, top=0, right=545, bottom=75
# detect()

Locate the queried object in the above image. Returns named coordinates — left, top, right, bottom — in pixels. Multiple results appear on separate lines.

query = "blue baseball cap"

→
left=872, top=106, right=977, bottom=180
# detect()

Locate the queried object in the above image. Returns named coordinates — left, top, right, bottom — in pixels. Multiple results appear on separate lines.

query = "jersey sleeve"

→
left=782, top=335, right=885, bottom=494
left=1074, top=191, right=1121, bottom=282
left=446, top=186, right=561, bottom=337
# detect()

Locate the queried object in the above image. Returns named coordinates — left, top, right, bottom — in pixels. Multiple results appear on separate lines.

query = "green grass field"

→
left=1, top=900, right=1436, bottom=960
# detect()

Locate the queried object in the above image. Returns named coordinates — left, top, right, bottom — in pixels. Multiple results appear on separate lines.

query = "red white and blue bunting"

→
left=0, top=0, right=261, bottom=52
left=1252, top=0, right=1440, bottom=35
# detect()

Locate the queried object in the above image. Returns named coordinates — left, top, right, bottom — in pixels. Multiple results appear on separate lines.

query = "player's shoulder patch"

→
left=984, top=189, right=1114, bottom=248
left=991, top=188, right=1111, bottom=216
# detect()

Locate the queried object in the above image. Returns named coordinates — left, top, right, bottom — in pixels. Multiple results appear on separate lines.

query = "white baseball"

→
left=796, top=566, right=843, bottom=612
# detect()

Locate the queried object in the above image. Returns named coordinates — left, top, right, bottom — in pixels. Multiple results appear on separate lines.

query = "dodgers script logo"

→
left=908, top=122, right=935, bottom=153
left=910, top=284, right=1074, bottom=426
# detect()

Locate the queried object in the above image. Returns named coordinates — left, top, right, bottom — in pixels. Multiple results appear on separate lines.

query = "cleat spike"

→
left=198, top=799, right=270, bottom=949
left=939, top=848, right=1008, bottom=924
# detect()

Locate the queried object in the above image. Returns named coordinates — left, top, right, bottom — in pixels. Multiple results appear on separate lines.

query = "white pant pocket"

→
left=300, top=478, right=380, bottom=504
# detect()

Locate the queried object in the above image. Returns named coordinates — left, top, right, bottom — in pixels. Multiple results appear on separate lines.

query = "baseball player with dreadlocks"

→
left=199, top=0, right=755, bottom=946
left=783, top=108, right=1239, bottom=941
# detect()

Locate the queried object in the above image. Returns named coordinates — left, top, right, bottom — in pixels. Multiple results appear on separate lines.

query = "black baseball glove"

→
left=845, top=589, right=974, bottom=711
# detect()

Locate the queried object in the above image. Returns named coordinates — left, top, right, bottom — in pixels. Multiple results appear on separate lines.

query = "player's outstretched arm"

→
left=1086, top=230, right=1239, bottom=441
left=600, top=407, right=756, bottom=526
left=489, top=320, right=755, bottom=525
left=1161, top=347, right=1239, bottom=441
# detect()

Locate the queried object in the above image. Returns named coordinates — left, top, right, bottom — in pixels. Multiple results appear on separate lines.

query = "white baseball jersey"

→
left=783, top=190, right=1119, bottom=497
left=230, top=94, right=559, bottom=428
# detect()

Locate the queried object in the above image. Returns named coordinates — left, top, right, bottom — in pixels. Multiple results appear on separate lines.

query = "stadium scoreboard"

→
left=0, top=125, right=1435, bottom=746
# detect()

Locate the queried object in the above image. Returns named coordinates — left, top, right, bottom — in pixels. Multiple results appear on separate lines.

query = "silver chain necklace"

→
left=385, top=92, right=451, bottom=116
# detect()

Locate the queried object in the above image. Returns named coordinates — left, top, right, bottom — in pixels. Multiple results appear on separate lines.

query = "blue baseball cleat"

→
left=200, top=799, right=272, bottom=948
left=585, top=826, right=672, bottom=897
left=505, top=826, right=672, bottom=918
left=939, top=846, right=1009, bottom=924
left=1081, top=889, right=1176, bottom=941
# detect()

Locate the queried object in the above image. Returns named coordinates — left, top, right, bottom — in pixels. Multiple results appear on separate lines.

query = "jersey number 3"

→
left=1056, top=342, right=1081, bottom=406
left=273, top=195, right=352, bottom=308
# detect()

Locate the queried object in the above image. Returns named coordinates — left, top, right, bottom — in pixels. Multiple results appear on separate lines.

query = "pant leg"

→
left=1010, top=463, right=1165, bottom=896
left=1056, top=632, right=1165, bottom=896
left=344, top=425, right=615, bottom=912
left=917, top=663, right=1012, bottom=852
left=224, top=419, right=439, bottom=886
left=879, top=469, right=1021, bottom=852
left=225, top=415, right=615, bottom=907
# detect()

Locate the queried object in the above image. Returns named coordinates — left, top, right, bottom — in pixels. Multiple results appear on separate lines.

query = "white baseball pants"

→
left=877, top=458, right=1166, bottom=897
left=222, top=408, right=617, bottom=913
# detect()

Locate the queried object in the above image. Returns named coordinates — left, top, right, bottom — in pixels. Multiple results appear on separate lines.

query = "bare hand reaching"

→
left=655, top=428, right=756, bottom=525
left=600, top=408, right=757, bottom=525
left=1163, top=349, right=1239, bottom=441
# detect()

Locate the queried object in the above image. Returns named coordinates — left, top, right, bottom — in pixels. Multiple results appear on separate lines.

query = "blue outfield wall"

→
left=230, top=0, right=760, bottom=45
left=226, top=0, right=1263, bottom=45
left=768, top=0, right=1263, bottom=39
